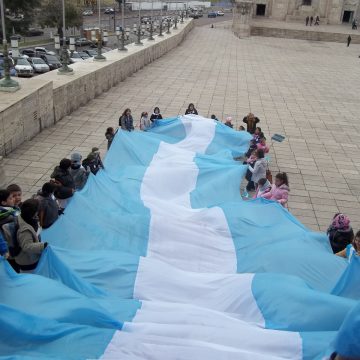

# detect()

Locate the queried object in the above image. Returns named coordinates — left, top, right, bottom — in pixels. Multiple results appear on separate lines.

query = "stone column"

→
left=0, top=157, right=6, bottom=188
left=232, top=0, right=254, bottom=38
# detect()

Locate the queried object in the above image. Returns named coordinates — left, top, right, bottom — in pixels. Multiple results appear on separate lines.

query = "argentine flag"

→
left=0, top=115, right=359, bottom=360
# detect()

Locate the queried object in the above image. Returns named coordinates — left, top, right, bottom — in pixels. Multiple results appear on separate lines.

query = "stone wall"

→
left=0, top=79, right=54, bottom=156
left=0, top=19, right=194, bottom=156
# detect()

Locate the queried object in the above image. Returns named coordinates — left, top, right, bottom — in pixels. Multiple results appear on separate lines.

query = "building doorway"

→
left=256, top=4, right=266, bottom=16
left=302, top=0, right=311, bottom=5
left=342, top=11, right=353, bottom=23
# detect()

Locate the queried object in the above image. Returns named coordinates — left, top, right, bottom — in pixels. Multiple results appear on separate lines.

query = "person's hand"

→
left=4, top=252, right=9, bottom=259
left=43, top=242, right=48, bottom=249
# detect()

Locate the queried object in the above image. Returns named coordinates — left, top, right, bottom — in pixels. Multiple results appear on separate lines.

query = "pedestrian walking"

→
left=305, top=16, right=309, bottom=26
left=310, top=16, right=314, bottom=26
left=347, top=35, right=352, bottom=47
left=352, top=19, right=357, bottom=30
left=315, top=15, right=320, bottom=25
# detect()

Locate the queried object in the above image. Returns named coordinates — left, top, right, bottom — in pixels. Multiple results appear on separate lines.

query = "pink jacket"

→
left=262, top=184, right=289, bottom=206
left=257, top=143, right=270, bottom=153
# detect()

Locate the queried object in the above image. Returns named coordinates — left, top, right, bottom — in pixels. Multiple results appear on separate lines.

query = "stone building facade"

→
left=251, top=0, right=360, bottom=24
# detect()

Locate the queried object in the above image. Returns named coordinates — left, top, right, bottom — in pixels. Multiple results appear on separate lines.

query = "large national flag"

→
left=0, top=115, right=359, bottom=359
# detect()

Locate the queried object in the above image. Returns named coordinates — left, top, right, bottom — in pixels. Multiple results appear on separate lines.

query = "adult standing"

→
left=310, top=15, right=314, bottom=26
left=150, top=107, right=163, bottom=122
left=243, top=113, right=260, bottom=134
left=315, top=15, right=320, bottom=25
left=305, top=16, right=309, bottom=26
left=347, top=35, right=352, bottom=47
left=185, top=103, right=198, bottom=115
left=119, top=108, right=134, bottom=131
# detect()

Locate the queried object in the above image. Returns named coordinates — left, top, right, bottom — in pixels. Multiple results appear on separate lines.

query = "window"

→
left=303, top=0, right=311, bottom=5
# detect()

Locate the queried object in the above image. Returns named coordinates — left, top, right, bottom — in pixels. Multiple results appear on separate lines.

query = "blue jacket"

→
left=0, top=232, right=8, bottom=256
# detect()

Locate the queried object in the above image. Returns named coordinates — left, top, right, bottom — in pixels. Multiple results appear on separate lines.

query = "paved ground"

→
left=4, top=22, right=360, bottom=232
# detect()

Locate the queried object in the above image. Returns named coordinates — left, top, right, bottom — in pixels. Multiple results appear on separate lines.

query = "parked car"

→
left=35, top=47, right=56, bottom=56
left=0, top=59, right=17, bottom=78
left=217, top=11, right=225, bottom=16
left=196, top=10, right=204, bottom=17
left=11, top=34, right=22, bottom=41
left=189, top=13, right=199, bottom=19
left=208, top=12, right=217, bottom=18
left=15, top=57, right=34, bottom=77
left=21, top=48, right=36, bottom=57
left=75, top=37, right=92, bottom=47
left=70, top=51, right=84, bottom=62
left=141, top=16, right=151, bottom=23
left=28, top=57, right=50, bottom=73
left=82, top=9, right=94, bottom=16
left=78, top=51, right=91, bottom=60
left=59, top=37, right=70, bottom=45
left=26, top=28, right=44, bottom=36
left=104, top=8, right=115, bottom=14
left=40, top=54, right=62, bottom=70
left=84, top=49, right=98, bottom=57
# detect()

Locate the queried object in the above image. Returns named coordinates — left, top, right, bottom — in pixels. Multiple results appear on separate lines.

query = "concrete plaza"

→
left=3, top=22, right=360, bottom=232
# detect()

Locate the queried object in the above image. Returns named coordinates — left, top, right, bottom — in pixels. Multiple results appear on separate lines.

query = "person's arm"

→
left=277, top=190, right=288, bottom=205
left=39, top=208, right=45, bottom=228
left=248, top=162, right=258, bottom=173
left=17, top=229, right=45, bottom=254
left=159, top=114, right=163, bottom=119
left=194, top=109, right=198, bottom=115
left=255, top=117, right=260, bottom=124
left=243, top=117, right=248, bottom=124
left=336, top=248, right=347, bottom=258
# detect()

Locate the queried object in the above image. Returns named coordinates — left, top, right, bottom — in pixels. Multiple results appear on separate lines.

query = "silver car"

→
left=29, top=57, right=50, bottom=73
left=15, top=57, right=34, bottom=77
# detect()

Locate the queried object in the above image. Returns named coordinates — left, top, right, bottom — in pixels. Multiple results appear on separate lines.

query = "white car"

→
left=15, top=57, right=34, bottom=77
left=35, top=47, right=56, bottom=56
left=217, top=11, right=225, bottom=16
left=83, top=9, right=94, bottom=16
left=70, top=52, right=85, bottom=63
left=29, top=57, right=50, bottom=73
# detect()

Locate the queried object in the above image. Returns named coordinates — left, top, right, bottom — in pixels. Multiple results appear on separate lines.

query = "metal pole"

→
left=58, top=0, right=73, bottom=74
left=159, top=1, right=163, bottom=36
left=95, top=0, right=106, bottom=60
left=119, top=0, right=127, bottom=50
left=0, top=0, right=20, bottom=91
left=148, top=0, right=154, bottom=40
left=136, top=0, right=143, bottom=45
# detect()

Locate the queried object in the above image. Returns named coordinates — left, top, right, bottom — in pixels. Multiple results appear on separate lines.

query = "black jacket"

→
left=243, top=116, right=260, bottom=134
left=185, top=109, right=198, bottom=115
left=51, top=166, right=75, bottom=189
left=150, top=113, right=163, bottom=122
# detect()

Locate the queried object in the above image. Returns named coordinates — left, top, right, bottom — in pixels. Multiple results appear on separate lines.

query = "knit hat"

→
left=332, top=213, right=351, bottom=231
left=71, top=152, right=82, bottom=164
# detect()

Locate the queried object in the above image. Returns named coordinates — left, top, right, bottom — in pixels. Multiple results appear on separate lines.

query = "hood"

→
left=278, top=184, right=290, bottom=192
left=51, top=166, right=67, bottom=179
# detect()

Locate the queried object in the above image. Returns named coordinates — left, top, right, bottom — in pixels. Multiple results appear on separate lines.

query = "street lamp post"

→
left=166, top=17, right=171, bottom=34
left=0, top=0, right=20, bottom=92
left=136, top=0, right=143, bottom=45
left=158, top=1, right=164, bottom=36
left=119, top=0, right=127, bottom=50
left=148, top=0, right=154, bottom=40
left=58, top=0, right=73, bottom=75
left=94, top=0, right=105, bottom=60
left=54, top=35, right=61, bottom=55
left=174, top=2, right=178, bottom=29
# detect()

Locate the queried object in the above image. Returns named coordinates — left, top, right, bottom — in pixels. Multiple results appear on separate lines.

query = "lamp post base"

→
left=135, top=42, right=143, bottom=46
left=94, top=55, right=106, bottom=61
left=0, top=78, right=21, bottom=92
left=58, top=66, right=74, bottom=75
left=119, top=46, right=128, bottom=51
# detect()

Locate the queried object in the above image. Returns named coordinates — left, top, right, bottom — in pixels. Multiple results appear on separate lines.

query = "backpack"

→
left=1, top=217, right=21, bottom=257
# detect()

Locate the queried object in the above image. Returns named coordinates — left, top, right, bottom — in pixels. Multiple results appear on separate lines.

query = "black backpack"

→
left=0, top=216, right=21, bottom=257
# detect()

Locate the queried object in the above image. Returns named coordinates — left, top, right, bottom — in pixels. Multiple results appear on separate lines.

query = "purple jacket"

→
left=262, top=184, right=289, bottom=206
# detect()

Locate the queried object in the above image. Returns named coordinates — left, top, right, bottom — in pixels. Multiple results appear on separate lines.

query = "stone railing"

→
left=0, top=19, right=194, bottom=156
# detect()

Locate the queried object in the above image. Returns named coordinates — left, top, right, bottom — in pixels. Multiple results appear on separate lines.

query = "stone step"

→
left=250, top=25, right=360, bottom=43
